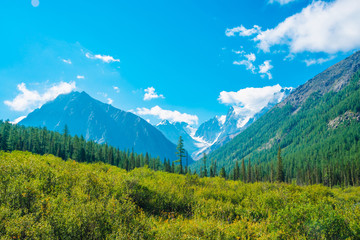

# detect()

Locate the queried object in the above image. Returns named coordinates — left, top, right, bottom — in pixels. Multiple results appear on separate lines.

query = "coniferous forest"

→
left=0, top=121, right=184, bottom=174
left=193, top=70, right=360, bottom=187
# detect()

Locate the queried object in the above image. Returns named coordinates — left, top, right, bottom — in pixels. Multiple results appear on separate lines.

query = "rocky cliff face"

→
left=279, top=51, right=360, bottom=109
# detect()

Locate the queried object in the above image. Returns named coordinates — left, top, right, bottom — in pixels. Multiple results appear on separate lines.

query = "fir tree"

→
left=234, top=161, right=240, bottom=180
left=241, top=158, right=246, bottom=182
left=276, top=146, right=285, bottom=182
left=219, top=167, right=226, bottom=179
left=175, top=136, right=185, bottom=174
left=201, top=153, right=207, bottom=177
left=247, top=158, right=252, bottom=183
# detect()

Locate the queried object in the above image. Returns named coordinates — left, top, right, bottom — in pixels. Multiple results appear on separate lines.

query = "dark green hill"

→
left=193, top=51, right=360, bottom=186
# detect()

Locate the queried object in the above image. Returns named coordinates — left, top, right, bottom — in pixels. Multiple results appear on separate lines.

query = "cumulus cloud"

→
left=76, top=75, right=85, bottom=79
left=136, top=105, right=198, bottom=125
left=254, top=0, right=360, bottom=53
left=225, top=25, right=261, bottom=37
left=259, top=60, right=273, bottom=79
left=113, top=86, right=120, bottom=93
left=62, top=59, right=72, bottom=64
left=218, top=85, right=291, bottom=117
left=268, top=0, right=296, bottom=5
left=85, top=52, right=120, bottom=63
left=233, top=53, right=256, bottom=73
left=4, top=81, right=76, bottom=112
left=304, top=56, right=335, bottom=66
left=143, top=87, right=165, bottom=101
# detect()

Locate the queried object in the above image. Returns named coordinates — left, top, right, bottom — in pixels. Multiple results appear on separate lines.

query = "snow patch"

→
left=216, top=115, right=226, bottom=125
left=10, top=116, right=27, bottom=124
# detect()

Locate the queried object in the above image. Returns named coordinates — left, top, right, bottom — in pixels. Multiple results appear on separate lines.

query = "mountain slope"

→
left=156, top=120, right=199, bottom=155
left=156, top=87, right=292, bottom=161
left=191, top=87, right=292, bottom=158
left=194, top=116, right=223, bottom=143
left=19, top=91, right=179, bottom=161
left=193, top=51, right=360, bottom=181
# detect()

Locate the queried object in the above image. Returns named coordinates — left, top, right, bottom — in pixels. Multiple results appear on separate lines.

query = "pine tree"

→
left=234, top=161, right=240, bottom=180
left=185, top=152, right=189, bottom=174
left=175, top=136, right=185, bottom=174
left=1, top=120, right=10, bottom=151
left=241, top=158, right=246, bottom=182
left=219, top=167, right=226, bottom=179
left=201, top=153, right=207, bottom=177
left=62, top=125, right=69, bottom=160
left=276, top=146, right=285, bottom=182
left=247, top=158, right=252, bottom=183
left=145, top=152, right=150, bottom=166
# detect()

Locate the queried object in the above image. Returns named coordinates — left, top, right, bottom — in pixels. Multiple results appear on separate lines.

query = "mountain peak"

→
left=19, top=91, right=180, bottom=161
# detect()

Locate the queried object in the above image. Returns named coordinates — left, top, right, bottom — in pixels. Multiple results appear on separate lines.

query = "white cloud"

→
left=85, top=52, right=120, bottom=63
left=225, top=25, right=261, bottom=37
left=254, top=0, right=360, bottom=53
left=136, top=105, right=198, bottom=125
left=258, top=60, right=273, bottom=79
left=62, top=59, right=72, bottom=64
left=232, top=49, right=245, bottom=55
left=218, top=85, right=290, bottom=116
left=107, top=98, right=113, bottom=105
left=77, top=75, right=85, bottom=79
left=143, top=87, right=165, bottom=101
left=10, top=116, right=27, bottom=125
left=304, top=56, right=335, bottom=66
left=31, top=0, right=39, bottom=7
left=268, top=0, right=296, bottom=5
left=4, top=81, right=76, bottom=112
left=113, top=86, right=120, bottom=93
left=233, top=53, right=256, bottom=73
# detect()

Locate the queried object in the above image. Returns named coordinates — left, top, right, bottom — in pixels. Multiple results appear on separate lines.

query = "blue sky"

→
left=1, top=0, right=359, bottom=126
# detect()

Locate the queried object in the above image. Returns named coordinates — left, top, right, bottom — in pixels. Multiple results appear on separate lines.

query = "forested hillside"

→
left=1, top=151, right=360, bottom=239
left=0, top=121, right=189, bottom=174
left=193, top=52, right=360, bottom=187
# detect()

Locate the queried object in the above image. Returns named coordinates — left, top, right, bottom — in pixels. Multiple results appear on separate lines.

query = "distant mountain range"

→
left=19, top=91, right=184, bottom=162
left=191, top=50, right=360, bottom=176
left=156, top=87, right=292, bottom=160
left=17, top=87, right=292, bottom=163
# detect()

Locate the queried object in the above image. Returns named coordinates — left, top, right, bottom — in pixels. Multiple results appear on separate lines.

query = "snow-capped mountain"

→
left=19, top=91, right=181, bottom=162
left=156, top=87, right=293, bottom=160
left=156, top=120, right=199, bottom=155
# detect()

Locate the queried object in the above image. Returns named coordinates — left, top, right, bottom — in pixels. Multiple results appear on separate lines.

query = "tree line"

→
left=0, top=120, right=190, bottom=174
left=1, top=119, right=359, bottom=186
